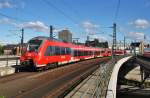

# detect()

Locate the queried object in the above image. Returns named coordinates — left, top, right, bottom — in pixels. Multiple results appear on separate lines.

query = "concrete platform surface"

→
left=125, top=66, right=150, bottom=82
left=0, top=67, right=15, bottom=76
left=0, top=55, right=20, bottom=58
left=0, top=60, right=20, bottom=67
left=65, top=68, right=100, bottom=98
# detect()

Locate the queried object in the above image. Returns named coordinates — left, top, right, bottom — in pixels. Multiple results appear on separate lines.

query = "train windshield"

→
left=27, top=39, right=43, bottom=52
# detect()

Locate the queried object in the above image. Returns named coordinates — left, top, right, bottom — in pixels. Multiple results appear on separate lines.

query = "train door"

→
left=70, top=48, right=74, bottom=62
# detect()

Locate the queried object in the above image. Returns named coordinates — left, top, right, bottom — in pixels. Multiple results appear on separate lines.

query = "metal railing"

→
left=80, top=55, right=129, bottom=98
left=0, top=56, right=20, bottom=67
left=92, top=60, right=116, bottom=98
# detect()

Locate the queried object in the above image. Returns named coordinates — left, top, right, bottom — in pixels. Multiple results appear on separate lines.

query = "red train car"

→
left=20, top=36, right=112, bottom=70
left=143, top=48, right=150, bottom=57
left=114, top=49, right=126, bottom=55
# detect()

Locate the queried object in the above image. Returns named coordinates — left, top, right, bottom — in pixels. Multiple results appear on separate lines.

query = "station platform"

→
left=65, top=68, right=100, bottom=98
left=125, top=66, right=150, bottom=83
left=0, top=56, right=19, bottom=76
left=0, top=67, right=15, bottom=76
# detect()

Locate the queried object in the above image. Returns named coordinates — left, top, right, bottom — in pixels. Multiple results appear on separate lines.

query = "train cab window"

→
left=28, top=39, right=43, bottom=52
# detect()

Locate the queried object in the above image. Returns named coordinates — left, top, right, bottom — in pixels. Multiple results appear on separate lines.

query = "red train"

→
left=20, top=36, right=112, bottom=70
left=114, top=49, right=126, bottom=55
left=143, top=48, right=150, bottom=57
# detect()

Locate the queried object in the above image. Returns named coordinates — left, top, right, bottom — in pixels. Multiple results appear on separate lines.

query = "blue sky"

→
left=0, top=0, right=150, bottom=45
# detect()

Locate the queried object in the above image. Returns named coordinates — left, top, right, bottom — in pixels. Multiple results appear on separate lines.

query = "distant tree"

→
left=0, top=45, right=4, bottom=55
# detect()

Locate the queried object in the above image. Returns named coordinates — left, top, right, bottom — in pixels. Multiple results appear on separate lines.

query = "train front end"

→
left=20, top=37, right=43, bottom=67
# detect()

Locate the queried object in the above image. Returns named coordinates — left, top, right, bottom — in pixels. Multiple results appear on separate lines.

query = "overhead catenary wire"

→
left=0, top=11, right=50, bottom=30
left=43, top=0, right=80, bottom=25
left=58, top=0, right=112, bottom=37
left=0, top=12, right=27, bottom=22
left=114, top=0, right=121, bottom=22
left=59, top=0, right=83, bottom=20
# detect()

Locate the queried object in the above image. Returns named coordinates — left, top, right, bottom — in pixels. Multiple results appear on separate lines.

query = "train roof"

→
left=29, top=36, right=108, bottom=50
left=30, top=36, right=62, bottom=42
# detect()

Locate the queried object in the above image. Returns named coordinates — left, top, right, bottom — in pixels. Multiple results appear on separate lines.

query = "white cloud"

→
left=0, top=18, right=50, bottom=33
left=0, top=0, right=15, bottom=9
left=81, top=21, right=100, bottom=33
left=130, top=19, right=150, bottom=29
left=126, top=32, right=145, bottom=41
left=18, top=21, right=49, bottom=33
left=0, top=18, right=17, bottom=26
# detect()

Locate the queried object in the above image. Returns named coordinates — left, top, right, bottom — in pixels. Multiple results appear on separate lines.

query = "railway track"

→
left=0, top=57, right=110, bottom=98
left=0, top=72, right=36, bottom=83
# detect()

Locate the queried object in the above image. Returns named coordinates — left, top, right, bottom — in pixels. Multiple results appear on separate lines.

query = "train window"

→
left=81, top=51, right=84, bottom=56
left=101, top=51, right=105, bottom=53
left=84, top=51, right=88, bottom=56
left=66, top=48, right=71, bottom=54
left=95, top=51, right=100, bottom=55
left=78, top=51, right=81, bottom=56
left=92, top=51, right=93, bottom=55
left=94, top=51, right=97, bottom=55
left=55, top=46, right=61, bottom=55
left=80, top=51, right=82, bottom=56
left=74, top=50, right=78, bottom=56
left=44, top=46, right=53, bottom=56
left=61, top=47, right=66, bottom=55
left=89, top=51, right=91, bottom=55
left=79, top=51, right=83, bottom=56
left=87, top=51, right=89, bottom=55
left=77, top=51, right=79, bottom=56
left=84, top=51, right=86, bottom=56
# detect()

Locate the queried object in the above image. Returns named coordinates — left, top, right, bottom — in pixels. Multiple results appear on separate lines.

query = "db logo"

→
left=61, top=56, right=65, bottom=59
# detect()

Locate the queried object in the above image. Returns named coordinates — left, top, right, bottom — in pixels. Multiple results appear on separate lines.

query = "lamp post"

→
left=9, top=28, right=24, bottom=55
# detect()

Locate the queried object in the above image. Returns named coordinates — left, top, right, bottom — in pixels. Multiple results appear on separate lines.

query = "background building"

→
left=3, top=43, right=27, bottom=55
left=130, top=42, right=144, bottom=54
left=58, top=29, right=72, bottom=43
left=85, top=38, right=108, bottom=48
